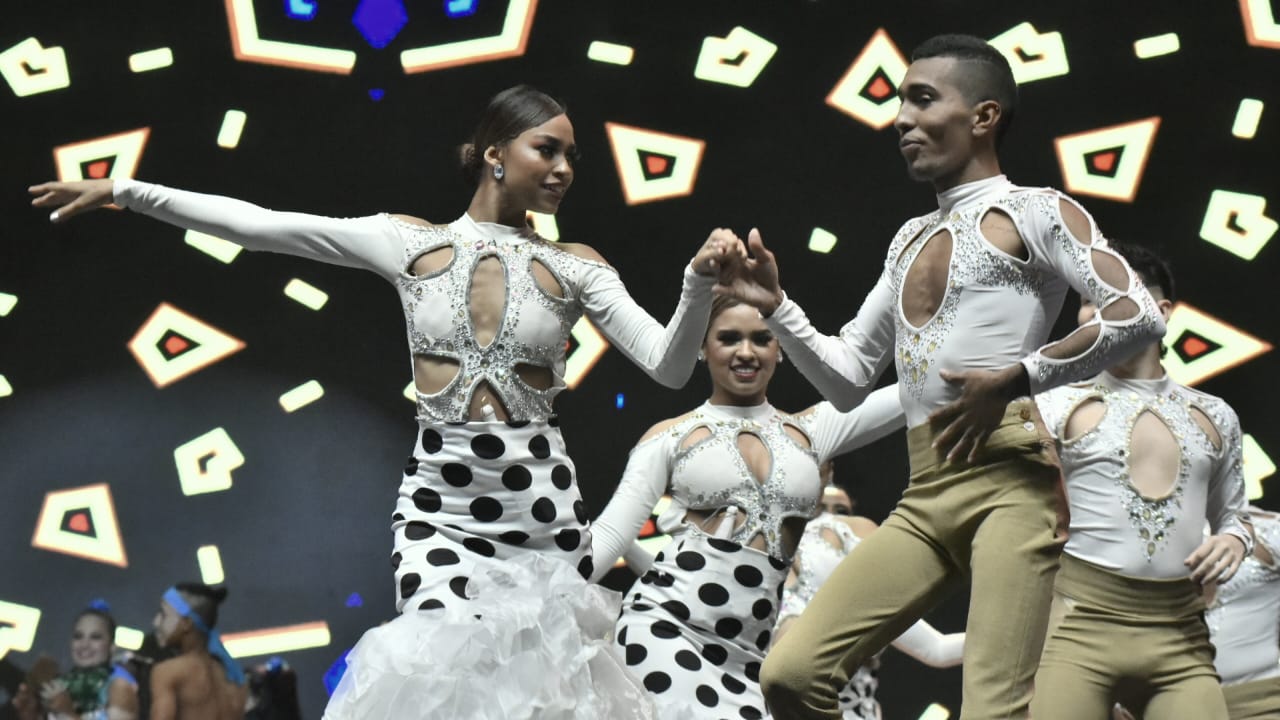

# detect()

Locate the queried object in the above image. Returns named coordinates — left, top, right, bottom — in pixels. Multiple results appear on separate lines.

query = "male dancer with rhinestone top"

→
left=1031, top=242, right=1252, bottom=719
left=716, top=35, right=1167, bottom=719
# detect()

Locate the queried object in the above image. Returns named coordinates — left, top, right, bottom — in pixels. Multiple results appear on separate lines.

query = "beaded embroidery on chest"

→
left=667, top=408, right=820, bottom=560
left=389, top=217, right=612, bottom=422
left=887, top=191, right=1047, bottom=399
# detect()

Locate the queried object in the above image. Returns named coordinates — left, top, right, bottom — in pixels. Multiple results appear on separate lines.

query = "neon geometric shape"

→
left=400, top=0, right=537, bottom=73
left=185, top=229, right=243, bottom=264
left=217, top=110, right=247, bottom=149
left=127, top=303, right=245, bottom=388
left=0, top=374, right=10, bottom=398
left=1054, top=117, right=1160, bottom=203
left=0, top=600, right=41, bottom=660
left=53, top=128, right=150, bottom=186
left=605, top=123, right=705, bottom=205
left=0, top=292, right=15, bottom=317
left=587, top=41, right=634, bottom=66
left=174, top=427, right=245, bottom=496
left=0, top=37, right=70, bottom=97
left=1134, top=33, right=1180, bottom=58
left=1241, top=0, right=1280, bottom=48
left=446, top=0, right=479, bottom=18
left=114, top=626, right=145, bottom=651
left=284, top=278, right=329, bottom=310
left=1199, top=189, right=1277, bottom=261
left=197, top=545, right=226, bottom=584
left=1163, top=302, right=1273, bottom=387
left=286, top=0, right=318, bottom=21
left=808, top=227, right=837, bottom=254
left=1233, top=99, right=1264, bottom=139
left=1243, top=433, right=1276, bottom=501
left=403, top=381, right=416, bottom=402
left=225, top=0, right=357, bottom=74
left=826, top=28, right=909, bottom=130
left=694, top=26, right=777, bottom=88
left=918, top=704, right=952, bottom=720
left=128, top=48, right=174, bottom=73
left=988, top=22, right=1070, bottom=84
left=280, top=380, right=324, bottom=412
left=222, top=621, right=331, bottom=658
left=564, top=318, right=608, bottom=390
left=31, top=483, right=128, bottom=567
left=352, top=0, right=408, bottom=50
left=526, top=211, right=560, bottom=241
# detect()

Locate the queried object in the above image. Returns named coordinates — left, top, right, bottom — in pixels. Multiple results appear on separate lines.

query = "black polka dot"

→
left=702, top=644, right=728, bottom=666
left=751, top=598, right=773, bottom=620
left=707, top=537, right=741, bottom=553
left=390, top=552, right=402, bottom=569
left=660, top=600, right=691, bottom=622
left=501, top=465, right=532, bottom=491
left=463, top=537, right=496, bottom=557
left=769, top=555, right=789, bottom=571
left=698, top=583, right=730, bottom=606
left=617, top=626, right=629, bottom=645
left=654, top=572, right=676, bottom=588
left=427, top=548, right=460, bottom=566
left=573, top=500, right=588, bottom=524
left=551, top=464, right=573, bottom=489
left=722, top=673, right=746, bottom=695
left=651, top=620, right=682, bottom=639
left=471, top=434, right=505, bottom=459
left=404, top=457, right=419, bottom=475
left=625, top=644, right=647, bottom=666
left=548, top=415, right=560, bottom=427
left=421, top=429, right=443, bottom=454
left=744, top=662, right=760, bottom=682
left=505, top=419, right=530, bottom=428
left=655, top=552, right=666, bottom=562
left=755, top=629, right=771, bottom=650
left=578, top=555, right=594, bottom=579
left=631, top=602, right=654, bottom=612
left=676, top=552, right=706, bottom=571
left=412, top=487, right=441, bottom=513
left=399, top=573, right=420, bottom=598
left=696, top=684, right=719, bottom=707
left=440, top=463, right=472, bottom=487
left=418, top=598, right=444, bottom=611
left=640, top=573, right=654, bottom=585
left=405, top=521, right=436, bottom=540
left=528, top=435, right=551, bottom=459
left=470, top=497, right=504, bottom=522
left=531, top=497, right=557, bottom=523
left=391, top=512, right=405, bottom=522
left=643, top=672, right=671, bottom=693
left=555, top=528, right=581, bottom=551
left=740, top=706, right=763, bottom=719
left=675, top=650, right=702, bottom=672
left=499, top=531, right=529, bottom=545
left=449, top=576, right=471, bottom=599
left=734, top=565, right=764, bottom=587
left=715, top=618, right=743, bottom=639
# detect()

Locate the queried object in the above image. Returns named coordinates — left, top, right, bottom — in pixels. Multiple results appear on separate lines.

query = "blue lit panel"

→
left=352, top=0, right=408, bottom=49
left=285, top=0, right=318, bottom=21
left=446, top=0, right=478, bottom=18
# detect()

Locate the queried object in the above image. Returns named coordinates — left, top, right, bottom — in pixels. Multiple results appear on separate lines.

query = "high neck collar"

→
left=701, top=400, right=776, bottom=422
left=452, top=212, right=537, bottom=244
left=936, top=174, right=1013, bottom=214
left=1099, top=369, right=1173, bottom=395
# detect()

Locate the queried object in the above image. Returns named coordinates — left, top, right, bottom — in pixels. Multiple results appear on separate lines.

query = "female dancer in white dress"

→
left=30, top=85, right=742, bottom=720
left=589, top=297, right=905, bottom=718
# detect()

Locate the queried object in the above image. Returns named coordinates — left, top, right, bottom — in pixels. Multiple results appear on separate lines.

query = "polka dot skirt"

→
left=392, top=420, right=593, bottom=614
left=615, top=528, right=788, bottom=720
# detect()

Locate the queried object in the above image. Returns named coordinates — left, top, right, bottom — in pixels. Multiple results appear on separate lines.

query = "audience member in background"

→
left=148, top=584, right=246, bottom=720
left=11, top=602, right=138, bottom=720
left=243, top=658, right=302, bottom=720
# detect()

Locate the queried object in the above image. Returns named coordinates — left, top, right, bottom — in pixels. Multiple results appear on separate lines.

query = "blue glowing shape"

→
left=446, top=0, right=478, bottom=18
left=615, top=393, right=625, bottom=409
left=344, top=592, right=363, bottom=607
left=323, top=649, right=351, bottom=696
left=368, top=88, right=385, bottom=102
left=352, top=0, right=409, bottom=50
left=285, top=0, right=318, bottom=21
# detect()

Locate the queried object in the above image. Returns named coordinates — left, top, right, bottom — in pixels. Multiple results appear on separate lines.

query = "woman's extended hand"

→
left=29, top=179, right=116, bottom=222
left=692, top=227, right=746, bottom=277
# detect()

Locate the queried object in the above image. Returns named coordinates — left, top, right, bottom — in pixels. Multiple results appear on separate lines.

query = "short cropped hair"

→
left=912, top=34, right=1018, bottom=143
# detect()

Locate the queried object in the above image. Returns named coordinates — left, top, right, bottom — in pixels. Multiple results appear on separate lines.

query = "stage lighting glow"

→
left=217, top=110, right=247, bottom=149
left=564, top=318, right=608, bottom=389
left=526, top=211, right=559, bottom=241
left=53, top=128, right=150, bottom=185
left=285, top=0, right=318, bottom=21
left=128, top=47, right=174, bottom=73
left=403, top=381, right=416, bottom=402
left=114, top=626, right=145, bottom=651
left=185, top=230, right=243, bottom=264
left=0, top=293, right=15, bottom=317
left=587, top=41, right=634, bottom=65
left=445, top=0, right=479, bottom=18
left=280, top=380, right=325, bottom=412
left=0, top=37, right=69, bottom=97
left=1162, top=302, right=1272, bottom=387
left=989, top=22, right=1070, bottom=84
left=285, top=278, right=329, bottom=310
left=605, top=122, right=706, bottom=205
left=128, top=303, right=246, bottom=388
left=0, top=374, right=10, bottom=398
left=198, top=545, right=226, bottom=584
left=223, top=621, right=331, bottom=659
left=368, top=88, right=385, bottom=101
left=918, top=704, right=951, bottom=720
left=1243, top=433, right=1276, bottom=500
left=0, top=601, right=42, bottom=660
left=1232, top=98, right=1264, bottom=139
left=826, top=28, right=909, bottom=130
left=1054, top=117, right=1160, bottom=203
left=808, top=227, right=837, bottom=254
left=1241, top=0, right=1280, bottom=48
left=352, top=0, right=408, bottom=49
left=694, top=26, right=777, bottom=88
left=1200, top=189, right=1277, bottom=260
left=400, top=0, right=536, bottom=73
left=1133, top=33, right=1180, bottom=58
left=226, top=0, right=356, bottom=74
left=344, top=593, right=363, bottom=608
left=175, top=427, right=246, bottom=496
left=31, top=484, right=128, bottom=568
left=616, top=393, right=625, bottom=409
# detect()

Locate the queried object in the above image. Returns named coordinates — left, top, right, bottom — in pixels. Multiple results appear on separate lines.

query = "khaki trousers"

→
left=1030, top=554, right=1228, bottom=720
left=1224, top=677, right=1280, bottom=720
left=762, top=400, right=1066, bottom=720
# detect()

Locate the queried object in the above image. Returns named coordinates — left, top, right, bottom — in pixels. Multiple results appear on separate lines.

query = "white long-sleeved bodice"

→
left=1207, top=510, right=1280, bottom=686
left=114, top=179, right=712, bottom=422
left=589, top=385, right=904, bottom=577
left=765, top=175, right=1165, bottom=427
left=1036, top=371, right=1252, bottom=578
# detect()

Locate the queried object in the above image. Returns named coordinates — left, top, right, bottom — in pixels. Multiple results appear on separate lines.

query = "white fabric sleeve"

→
left=765, top=271, right=897, bottom=412
left=113, top=178, right=406, bottom=281
left=1016, top=192, right=1167, bottom=394
left=890, top=621, right=965, bottom=668
left=1206, top=404, right=1254, bottom=556
left=808, top=384, right=906, bottom=461
left=577, top=264, right=714, bottom=388
left=622, top=541, right=656, bottom=576
left=588, top=434, right=672, bottom=582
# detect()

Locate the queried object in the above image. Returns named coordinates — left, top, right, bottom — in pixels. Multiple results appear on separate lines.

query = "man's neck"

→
left=931, top=153, right=1002, bottom=194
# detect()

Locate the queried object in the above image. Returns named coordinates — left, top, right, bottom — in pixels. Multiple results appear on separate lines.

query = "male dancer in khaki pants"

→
left=716, top=34, right=1167, bottom=719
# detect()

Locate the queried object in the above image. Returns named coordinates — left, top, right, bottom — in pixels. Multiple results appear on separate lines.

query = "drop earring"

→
left=493, top=164, right=505, bottom=180
left=777, top=350, right=785, bottom=365
left=697, top=350, right=705, bottom=362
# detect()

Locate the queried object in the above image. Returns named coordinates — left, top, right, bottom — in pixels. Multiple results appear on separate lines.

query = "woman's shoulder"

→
left=388, top=213, right=442, bottom=229
left=637, top=408, right=702, bottom=443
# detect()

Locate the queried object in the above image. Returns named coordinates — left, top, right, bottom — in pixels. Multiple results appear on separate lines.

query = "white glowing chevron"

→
left=694, top=26, right=777, bottom=88
left=225, top=0, right=355, bottom=74
left=0, top=37, right=69, bottom=96
left=0, top=600, right=41, bottom=660
left=989, top=22, right=1070, bottom=84
left=174, top=427, right=245, bottom=496
left=1200, top=189, right=1277, bottom=261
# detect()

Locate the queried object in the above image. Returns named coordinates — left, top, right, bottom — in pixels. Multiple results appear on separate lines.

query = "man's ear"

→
left=972, top=99, right=1002, bottom=140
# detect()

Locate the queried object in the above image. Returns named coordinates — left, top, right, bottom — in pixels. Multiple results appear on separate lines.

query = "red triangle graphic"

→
left=68, top=512, right=90, bottom=533
left=1090, top=152, right=1117, bottom=174
left=645, top=155, right=670, bottom=175
left=867, top=76, right=892, bottom=100
left=164, top=335, right=191, bottom=355
left=87, top=160, right=111, bottom=179
left=1183, top=337, right=1210, bottom=358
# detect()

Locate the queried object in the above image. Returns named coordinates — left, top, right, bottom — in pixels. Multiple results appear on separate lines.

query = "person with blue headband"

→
left=149, top=583, right=246, bottom=720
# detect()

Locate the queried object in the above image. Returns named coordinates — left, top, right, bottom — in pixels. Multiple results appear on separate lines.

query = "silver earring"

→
left=777, top=350, right=785, bottom=365
left=697, top=350, right=705, bottom=362
left=493, top=164, right=504, bottom=180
